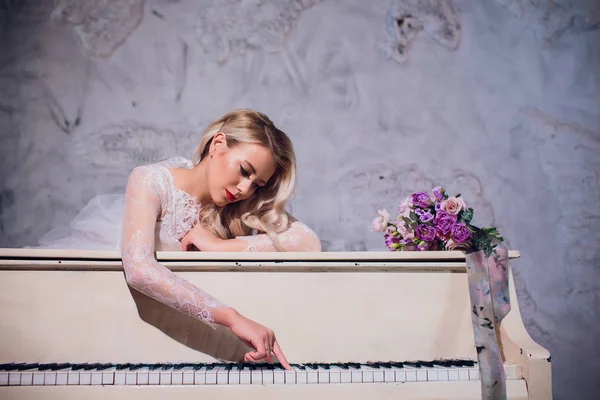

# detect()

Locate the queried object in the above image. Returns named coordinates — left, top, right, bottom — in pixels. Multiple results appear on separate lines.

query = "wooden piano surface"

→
left=0, top=248, right=551, bottom=399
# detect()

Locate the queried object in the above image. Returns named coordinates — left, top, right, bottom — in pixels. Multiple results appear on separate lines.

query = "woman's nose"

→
left=237, top=180, right=253, bottom=197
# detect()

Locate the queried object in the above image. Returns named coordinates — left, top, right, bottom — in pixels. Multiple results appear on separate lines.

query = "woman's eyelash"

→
left=240, top=166, right=260, bottom=188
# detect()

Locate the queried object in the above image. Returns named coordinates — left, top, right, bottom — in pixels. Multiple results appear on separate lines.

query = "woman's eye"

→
left=240, top=166, right=250, bottom=177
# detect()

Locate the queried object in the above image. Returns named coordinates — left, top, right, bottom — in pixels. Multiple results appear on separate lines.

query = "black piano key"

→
left=96, top=363, right=114, bottom=370
left=69, top=363, right=88, bottom=371
left=224, top=364, right=234, bottom=371
left=161, top=363, right=174, bottom=370
left=379, top=362, right=392, bottom=368
left=433, top=360, right=452, bottom=368
left=390, top=362, right=404, bottom=368
left=366, top=362, right=381, bottom=369
left=0, top=363, right=15, bottom=370
left=17, top=363, right=39, bottom=371
left=51, top=363, right=71, bottom=370
left=193, top=364, right=205, bottom=370
left=116, top=363, right=132, bottom=370
left=420, top=361, right=434, bottom=368
left=84, top=363, right=101, bottom=370
left=38, top=363, right=58, bottom=371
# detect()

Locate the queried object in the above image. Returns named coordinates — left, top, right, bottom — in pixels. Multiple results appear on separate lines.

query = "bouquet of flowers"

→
left=372, top=186, right=503, bottom=256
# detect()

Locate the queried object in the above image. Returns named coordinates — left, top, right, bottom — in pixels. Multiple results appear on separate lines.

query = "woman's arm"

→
left=121, top=166, right=291, bottom=368
left=182, top=219, right=322, bottom=252
left=121, top=166, right=226, bottom=323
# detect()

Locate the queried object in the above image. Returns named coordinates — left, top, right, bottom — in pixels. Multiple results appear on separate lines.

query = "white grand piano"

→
left=0, top=248, right=551, bottom=399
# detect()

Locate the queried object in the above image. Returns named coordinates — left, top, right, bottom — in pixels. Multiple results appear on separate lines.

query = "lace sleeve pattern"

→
left=237, top=220, right=322, bottom=252
left=121, top=166, right=226, bottom=323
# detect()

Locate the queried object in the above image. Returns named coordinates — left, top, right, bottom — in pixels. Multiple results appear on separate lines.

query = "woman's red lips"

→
left=225, top=190, right=236, bottom=202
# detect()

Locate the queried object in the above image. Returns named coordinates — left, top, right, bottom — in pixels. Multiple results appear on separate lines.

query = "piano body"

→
left=0, top=248, right=551, bottom=399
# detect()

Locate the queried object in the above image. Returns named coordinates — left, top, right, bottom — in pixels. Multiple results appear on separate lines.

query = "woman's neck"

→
left=177, top=161, right=212, bottom=205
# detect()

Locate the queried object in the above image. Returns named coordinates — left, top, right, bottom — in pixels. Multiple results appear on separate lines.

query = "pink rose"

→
left=397, top=197, right=413, bottom=218
left=440, top=196, right=466, bottom=215
left=397, top=220, right=415, bottom=240
left=371, top=209, right=390, bottom=232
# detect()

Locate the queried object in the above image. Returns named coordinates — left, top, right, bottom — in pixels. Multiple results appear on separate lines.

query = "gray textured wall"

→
left=1, top=1, right=599, bottom=398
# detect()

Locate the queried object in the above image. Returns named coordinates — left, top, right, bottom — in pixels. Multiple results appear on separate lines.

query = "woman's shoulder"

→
left=127, top=157, right=192, bottom=187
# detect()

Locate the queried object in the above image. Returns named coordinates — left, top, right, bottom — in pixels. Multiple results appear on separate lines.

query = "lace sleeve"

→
left=237, top=220, right=322, bottom=252
left=121, top=166, right=226, bottom=323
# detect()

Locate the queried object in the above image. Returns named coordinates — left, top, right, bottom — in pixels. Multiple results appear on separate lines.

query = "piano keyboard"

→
left=0, top=360, right=522, bottom=386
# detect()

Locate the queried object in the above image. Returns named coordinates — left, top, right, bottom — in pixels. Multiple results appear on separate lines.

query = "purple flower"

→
left=419, top=210, right=434, bottom=223
left=384, top=233, right=400, bottom=250
left=435, top=203, right=442, bottom=211
left=415, top=224, right=436, bottom=242
left=434, top=211, right=457, bottom=235
left=451, top=223, right=472, bottom=243
left=411, top=191, right=432, bottom=208
left=432, top=186, right=445, bottom=202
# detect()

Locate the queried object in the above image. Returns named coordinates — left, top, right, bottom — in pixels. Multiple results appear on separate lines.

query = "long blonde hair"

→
left=193, top=109, right=296, bottom=250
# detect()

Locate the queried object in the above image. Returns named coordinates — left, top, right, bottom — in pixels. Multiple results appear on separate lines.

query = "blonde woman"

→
left=40, top=109, right=321, bottom=369
left=122, top=109, right=321, bottom=370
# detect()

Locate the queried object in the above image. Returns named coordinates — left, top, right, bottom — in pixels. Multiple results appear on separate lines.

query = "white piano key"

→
left=317, top=366, right=329, bottom=384
left=21, top=372, right=33, bottom=386
left=294, top=367, right=306, bottom=384
left=182, top=368, right=194, bottom=385
left=159, top=369, right=172, bottom=385
left=240, top=366, right=251, bottom=385
left=102, top=368, right=116, bottom=385
left=228, top=367, right=240, bottom=385
left=426, top=368, right=438, bottom=381
left=262, top=367, right=274, bottom=385
left=329, top=366, right=342, bottom=384
left=251, top=367, right=262, bottom=385
left=171, top=370, right=183, bottom=385
left=148, top=369, right=160, bottom=385
left=383, top=367, right=395, bottom=383
left=0, top=372, right=8, bottom=386
left=114, top=371, right=126, bottom=385
left=469, top=367, right=480, bottom=380
left=448, top=368, right=459, bottom=381
left=437, top=368, right=449, bottom=381
left=44, top=371, right=57, bottom=385
left=284, top=368, right=296, bottom=384
left=91, top=371, right=103, bottom=386
left=205, top=366, right=218, bottom=385
left=306, top=366, right=318, bottom=384
left=125, top=371, right=137, bottom=385
left=395, top=369, right=406, bottom=383
left=274, top=368, right=285, bottom=384
left=194, top=366, right=207, bottom=385
left=458, top=368, right=470, bottom=381
left=404, top=367, right=417, bottom=382
left=350, top=367, right=362, bottom=383
left=217, top=367, right=229, bottom=385
left=136, top=367, right=149, bottom=385
left=79, top=372, right=91, bottom=385
left=56, top=371, right=69, bottom=385
left=362, top=365, right=374, bottom=383
left=416, top=368, right=427, bottom=382
left=340, top=367, right=352, bottom=383
left=373, top=368, right=384, bottom=383
left=8, top=372, right=20, bottom=386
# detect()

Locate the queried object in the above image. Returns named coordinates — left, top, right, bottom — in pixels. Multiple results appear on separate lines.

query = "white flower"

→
left=371, top=209, right=391, bottom=232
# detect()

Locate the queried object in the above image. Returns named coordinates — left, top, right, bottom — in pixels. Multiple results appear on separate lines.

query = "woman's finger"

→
left=272, top=340, right=291, bottom=370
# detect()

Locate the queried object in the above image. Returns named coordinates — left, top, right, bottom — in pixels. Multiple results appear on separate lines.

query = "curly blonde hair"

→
left=192, top=109, right=296, bottom=251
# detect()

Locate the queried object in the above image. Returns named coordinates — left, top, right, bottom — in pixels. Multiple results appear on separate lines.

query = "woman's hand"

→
left=181, top=223, right=222, bottom=251
left=213, top=308, right=291, bottom=370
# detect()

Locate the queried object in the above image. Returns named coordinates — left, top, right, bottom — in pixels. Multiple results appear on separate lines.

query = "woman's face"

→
left=207, top=133, right=277, bottom=207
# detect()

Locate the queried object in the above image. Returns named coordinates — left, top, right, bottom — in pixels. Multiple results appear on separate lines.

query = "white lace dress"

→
left=38, top=157, right=321, bottom=323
